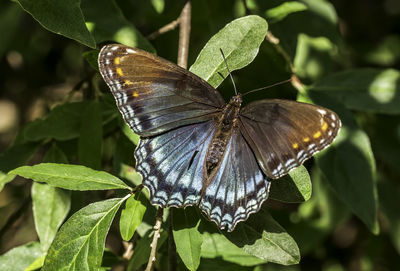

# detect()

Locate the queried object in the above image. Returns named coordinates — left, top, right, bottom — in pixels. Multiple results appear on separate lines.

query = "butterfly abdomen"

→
left=205, top=95, right=242, bottom=178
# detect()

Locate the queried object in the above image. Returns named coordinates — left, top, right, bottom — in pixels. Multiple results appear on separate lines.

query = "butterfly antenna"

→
left=220, top=48, right=238, bottom=95
left=242, top=78, right=292, bottom=97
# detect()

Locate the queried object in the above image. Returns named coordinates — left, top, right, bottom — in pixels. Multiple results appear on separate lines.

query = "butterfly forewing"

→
left=239, top=99, right=341, bottom=179
left=98, top=44, right=226, bottom=137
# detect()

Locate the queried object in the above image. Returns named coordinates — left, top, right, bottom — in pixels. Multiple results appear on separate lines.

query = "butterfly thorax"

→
left=205, top=94, right=242, bottom=179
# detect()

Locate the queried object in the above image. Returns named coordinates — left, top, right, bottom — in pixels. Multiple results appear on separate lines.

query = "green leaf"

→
left=32, top=182, right=71, bottom=252
left=82, top=49, right=100, bottom=71
left=266, top=1, right=308, bottom=23
left=24, top=102, right=88, bottom=141
left=121, top=122, right=140, bottom=146
left=42, top=197, right=127, bottom=271
left=15, top=0, right=95, bottom=48
left=0, top=142, right=39, bottom=172
left=307, top=92, right=379, bottom=234
left=119, top=193, right=146, bottom=241
left=127, top=230, right=168, bottom=271
left=81, top=0, right=155, bottom=52
left=26, top=254, right=46, bottom=271
left=293, top=33, right=338, bottom=81
left=189, top=15, right=268, bottom=88
left=364, top=35, right=400, bottom=66
left=116, top=164, right=142, bottom=188
left=270, top=165, right=312, bottom=202
left=287, top=166, right=350, bottom=254
left=78, top=101, right=103, bottom=170
left=10, top=163, right=130, bottom=191
left=0, top=242, right=44, bottom=271
left=173, top=207, right=203, bottom=271
left=225, top=209, right=300, bottom=265
left=151, top=0, right=165, bottom=14
left=309, top=68, right=400, bottom=114
left=201, top=232, right=267, bottom=266
left=0, top=172, right=15, bottom=192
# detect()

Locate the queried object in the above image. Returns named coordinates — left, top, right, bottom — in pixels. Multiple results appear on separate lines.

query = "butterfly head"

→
left=229, top=94, right=243, bottom=108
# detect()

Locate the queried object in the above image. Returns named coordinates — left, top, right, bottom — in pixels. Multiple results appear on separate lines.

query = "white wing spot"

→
left=126, top=48, right=135, bottom=54
left=111, top=45, right=119, bottom=51
left=317, top=109, right=327, bottom=115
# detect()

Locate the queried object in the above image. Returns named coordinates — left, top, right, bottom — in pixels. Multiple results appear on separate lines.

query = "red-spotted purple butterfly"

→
left=98, top=44, right=341, bottom=231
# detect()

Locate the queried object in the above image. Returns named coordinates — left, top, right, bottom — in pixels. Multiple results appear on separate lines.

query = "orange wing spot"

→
left=123, top=80, right=133, bottom=86
left=132, top=91, right=139, bottom=98
left=114, top=57, right=120, bottom=65
left=321, top=121, right=328, bottom=131
left=313, top=131, right=321, bottom=138
left=116, top=68, right=124, bottom=76
left=303, top=137, right=310, bottom=143
left=292, top=143, right=299, bottom=149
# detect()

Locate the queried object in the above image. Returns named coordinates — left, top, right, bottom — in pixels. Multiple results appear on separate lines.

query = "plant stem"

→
left=147, top=19, right=180, bottom=40
left=145, top=207, right=164, bottom=271
left=265, top=30, right=306, bottom=95
left=177, top=0, right=191, bottom=69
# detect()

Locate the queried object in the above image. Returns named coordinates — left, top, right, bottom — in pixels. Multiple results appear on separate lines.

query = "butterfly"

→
left=98, top=44, right=341, bottom=231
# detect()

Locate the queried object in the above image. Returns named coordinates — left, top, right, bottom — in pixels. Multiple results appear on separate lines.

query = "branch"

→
left=147, top=19, right=180, bottom=40
left=265, top=31, right=306, bottom=94
left=241, top=0, right=250, bottom=15
left=145, top=207, right=164, bottom=271
left=177, top=0, right=191, bottom=68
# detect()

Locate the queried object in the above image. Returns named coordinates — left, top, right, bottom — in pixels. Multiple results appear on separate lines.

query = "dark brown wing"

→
left=239, top=99, right=341, bottom=179
left=98, top=44, right=226, bottom=137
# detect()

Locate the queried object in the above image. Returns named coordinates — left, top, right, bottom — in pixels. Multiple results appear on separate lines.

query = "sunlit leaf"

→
left=173, top=208, right=202, bottom=271
left=270, top=165, right=312, bottom=202
left=190, top=15, right=268, bottom=88
left=42, top=197, right=127, bottom=271
left=266, top=1, right=307, bottom=23
left=0, top=242, right=44, bottom=271
left=10, top=163, right=130, bottom=191
left=225, top=209, right=300, bottom=265
left=120, top=193, right=146, bottom=241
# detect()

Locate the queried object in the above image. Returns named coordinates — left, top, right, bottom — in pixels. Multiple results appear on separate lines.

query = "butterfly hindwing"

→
left=135, top=121, right=217, bottom=207
left=98, top=44, right=226, bottom=137
left=240, top=99, right=341, bottom=179
left=199, top=128, right=271, bottom=231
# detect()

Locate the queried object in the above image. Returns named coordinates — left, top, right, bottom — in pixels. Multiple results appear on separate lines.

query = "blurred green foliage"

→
left=0, top=0, right=399, bottom=270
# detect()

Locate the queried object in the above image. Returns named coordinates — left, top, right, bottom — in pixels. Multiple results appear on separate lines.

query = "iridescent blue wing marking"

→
left=135, top=121, right=217, bottom=207
left=199, top=128, right=271, bottom=231
left=240, top=99, right=341, bottom=179
left=98, top=44, right=225, bottom=137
